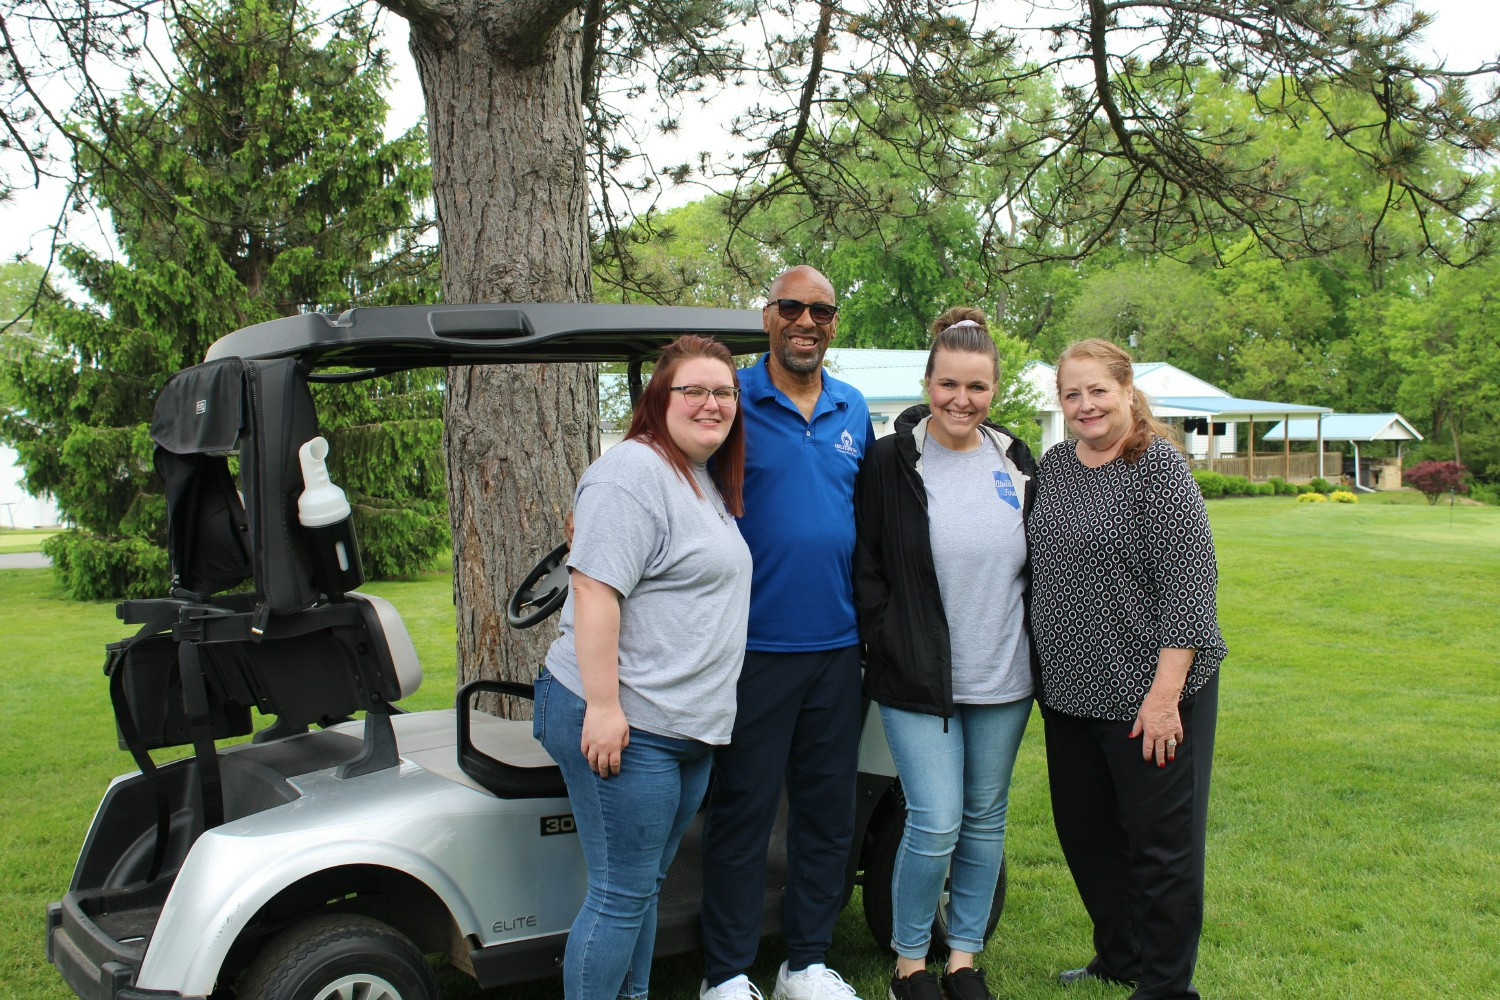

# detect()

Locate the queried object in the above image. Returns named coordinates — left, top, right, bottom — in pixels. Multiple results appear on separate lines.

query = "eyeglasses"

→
left=671, top=385, right=741, bottom=406
left=768, top=298, right=838, bottom=324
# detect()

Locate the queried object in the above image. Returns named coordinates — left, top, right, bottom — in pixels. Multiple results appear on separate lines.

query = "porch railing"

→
left=1187, top=451, right=1342, bottom=482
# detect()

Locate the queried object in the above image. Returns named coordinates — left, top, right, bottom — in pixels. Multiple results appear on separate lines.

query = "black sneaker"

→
left=940, top=967, right=994, bottom=1000
left=889, top=969, right=944, bottom=1000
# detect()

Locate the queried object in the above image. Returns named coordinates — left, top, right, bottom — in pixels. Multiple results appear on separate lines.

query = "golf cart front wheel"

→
left=862, top=796, right=1006, bottom=961
left=237, top=913, right=438, bottom=1000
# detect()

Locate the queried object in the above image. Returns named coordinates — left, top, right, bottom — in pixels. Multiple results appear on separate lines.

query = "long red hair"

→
left=625, top=335, right=746, bottom=516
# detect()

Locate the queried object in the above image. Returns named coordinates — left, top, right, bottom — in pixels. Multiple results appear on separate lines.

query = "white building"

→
left=599, top=350, right=1331, bottom=477
left=0, top=444, right=62, bottom=528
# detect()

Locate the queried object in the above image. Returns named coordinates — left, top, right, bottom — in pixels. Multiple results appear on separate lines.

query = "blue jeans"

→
left=534, top=672, right=712, bottom=1000
left=880, top=699, right=1032, bottom=958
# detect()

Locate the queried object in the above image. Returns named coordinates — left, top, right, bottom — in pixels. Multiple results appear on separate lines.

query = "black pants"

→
left=1044, top=673, right=1218, bottom=1000
left=699, top=645, right=863, bottom=987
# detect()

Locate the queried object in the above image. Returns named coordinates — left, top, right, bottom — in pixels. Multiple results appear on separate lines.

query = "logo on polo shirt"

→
left=835, top=429, right=860, bottom=457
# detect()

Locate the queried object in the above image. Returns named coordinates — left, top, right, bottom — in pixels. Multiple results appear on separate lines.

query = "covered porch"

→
left=1152, top=396, right=1335, bottom=483
left=1262, top=413, right=1423, bottom=491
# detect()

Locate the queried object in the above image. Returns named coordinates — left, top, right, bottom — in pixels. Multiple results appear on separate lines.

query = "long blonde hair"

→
left=1056, top=338, right=1175, bottom=464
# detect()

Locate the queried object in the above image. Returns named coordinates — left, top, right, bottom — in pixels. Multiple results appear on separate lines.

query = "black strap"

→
left=104, top=610, right=179, bottom=881
left=177, top=642, right=225, bottom=830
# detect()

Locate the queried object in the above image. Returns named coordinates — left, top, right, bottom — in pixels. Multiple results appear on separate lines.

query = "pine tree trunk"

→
left=399, top=2, right=596, bottom=716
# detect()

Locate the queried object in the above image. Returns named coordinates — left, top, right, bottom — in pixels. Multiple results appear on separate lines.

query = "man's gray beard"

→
left=777, top=344, right=823, bottom=374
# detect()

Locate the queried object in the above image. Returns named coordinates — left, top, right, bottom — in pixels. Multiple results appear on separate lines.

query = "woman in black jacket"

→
left=853, top=308, right=1039, bottom=1000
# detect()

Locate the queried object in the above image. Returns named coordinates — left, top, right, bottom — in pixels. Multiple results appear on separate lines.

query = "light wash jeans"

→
left=534, top=672, right=712, bottom=1000
left=881, top=698, right=1032, bottom=958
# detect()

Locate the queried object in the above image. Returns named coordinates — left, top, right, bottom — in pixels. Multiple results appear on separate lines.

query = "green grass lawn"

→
left=3, top=497, right=1496, bottom=999
left=0, top=529, right=57, bottom=554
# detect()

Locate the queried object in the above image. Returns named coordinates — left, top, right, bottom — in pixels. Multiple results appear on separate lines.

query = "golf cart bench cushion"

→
left=211, top=591, right=422, bottom=722
left=114, top=592, right=421, bottom=746
left=397, top=710, right=565, bottom=799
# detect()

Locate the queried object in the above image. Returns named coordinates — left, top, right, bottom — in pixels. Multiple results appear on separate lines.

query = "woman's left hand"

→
left=1130, top=691, right=1183, bottom=768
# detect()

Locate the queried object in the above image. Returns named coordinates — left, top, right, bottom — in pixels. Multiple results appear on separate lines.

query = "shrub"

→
left=1298, top=491, right=1329, bottom=503
left=1471, top=481, right=1500, bottom=506
left=1267, top=477, right=1297, bottom=496
left=1192, top=470, right=1227, bottom=499
left=1308, top=477, right=1337, bottom=494
left=1404, top=460, right=1470, bottom=505
left=1192, top=470, right=1291, bottom=500
left=1329, top=490, right=1359, bottom=504
left=43, top=531, right=171, bottom=600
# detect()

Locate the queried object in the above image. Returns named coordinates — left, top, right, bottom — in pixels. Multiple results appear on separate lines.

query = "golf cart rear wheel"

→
left=237, top=913, right=438, bottom=1000
left=862, top=796, right=1006, bottom=961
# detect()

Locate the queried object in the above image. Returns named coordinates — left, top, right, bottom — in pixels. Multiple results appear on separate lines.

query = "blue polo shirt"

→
left=737, top=354, right=875, bottom=651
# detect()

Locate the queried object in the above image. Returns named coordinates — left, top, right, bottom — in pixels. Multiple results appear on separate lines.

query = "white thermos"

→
left=297, top=436, right=365, bottom=597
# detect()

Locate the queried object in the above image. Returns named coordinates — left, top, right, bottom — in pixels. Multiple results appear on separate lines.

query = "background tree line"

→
left=1, top=2, right=1495, bottom=695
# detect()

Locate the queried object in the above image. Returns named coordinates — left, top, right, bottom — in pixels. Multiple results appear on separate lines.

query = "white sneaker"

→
left=702, top=974, right=766, bottom=1000
left=772, top=961, right=863, bottom=1000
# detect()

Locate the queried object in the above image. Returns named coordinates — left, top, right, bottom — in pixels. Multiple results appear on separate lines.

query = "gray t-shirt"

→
left=922, top=434, right=1033, bottom=704
left=544, top=439, right=752, bottom=744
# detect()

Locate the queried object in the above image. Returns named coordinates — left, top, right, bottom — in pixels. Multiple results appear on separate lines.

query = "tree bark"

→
left=391, top=0, right=597, bottom=716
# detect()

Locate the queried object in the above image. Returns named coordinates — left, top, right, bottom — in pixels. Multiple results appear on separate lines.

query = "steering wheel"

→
left=506, top=542, right=571, bottom=629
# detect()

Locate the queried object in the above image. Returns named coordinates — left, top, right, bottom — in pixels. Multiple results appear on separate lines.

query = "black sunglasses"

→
left=769, top=298, right=838, bottom=324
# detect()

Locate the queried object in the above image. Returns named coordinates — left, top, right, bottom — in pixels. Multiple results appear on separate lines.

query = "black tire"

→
left=237, top=913, right=438, bottom=1000
left=861, top=793, right=1006, bottom=961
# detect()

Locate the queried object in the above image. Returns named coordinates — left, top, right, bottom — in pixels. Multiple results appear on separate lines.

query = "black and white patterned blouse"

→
left=1029, top=436, right=1227, bottom=721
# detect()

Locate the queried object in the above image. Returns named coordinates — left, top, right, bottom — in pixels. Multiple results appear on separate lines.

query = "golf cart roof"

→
left=204, top=303, right=768, bottom=374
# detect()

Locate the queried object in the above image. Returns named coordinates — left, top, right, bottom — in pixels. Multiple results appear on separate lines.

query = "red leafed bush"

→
left=1404, top=461, right=1470, bottom=505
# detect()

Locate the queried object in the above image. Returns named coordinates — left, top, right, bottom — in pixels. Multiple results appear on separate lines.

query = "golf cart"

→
left=44, top=304, right=1004, bottom=1000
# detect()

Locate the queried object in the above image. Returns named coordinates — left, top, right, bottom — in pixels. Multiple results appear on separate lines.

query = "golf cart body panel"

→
left=135, top=731, right=581, bottom=994
left=46, top=304, right=916, bottom=1000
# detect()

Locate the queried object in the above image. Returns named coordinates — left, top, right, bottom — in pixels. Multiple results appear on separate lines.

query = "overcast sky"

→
left=4, top=0, right=1497, bottom=267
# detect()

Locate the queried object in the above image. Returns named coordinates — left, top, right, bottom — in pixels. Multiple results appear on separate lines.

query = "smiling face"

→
left=763, top=267, right=838, bottom=377
left=1058, top=356, right=1134, bottom=460
left=924, top=348, right=997, bottom=451
left=664, top=357, right=739, bottom=464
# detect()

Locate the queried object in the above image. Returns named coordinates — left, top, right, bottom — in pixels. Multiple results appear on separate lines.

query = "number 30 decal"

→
left=540, top=814, right=577, bottom=836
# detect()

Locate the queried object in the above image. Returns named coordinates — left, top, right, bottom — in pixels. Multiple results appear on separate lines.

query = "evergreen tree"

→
left=0, top=0, right=440, bottom=599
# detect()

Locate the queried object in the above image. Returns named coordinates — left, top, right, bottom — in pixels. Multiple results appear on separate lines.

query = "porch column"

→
left=1283, top=413, right=1291, bottom=480
left=1248, top=417, right=1256, bottom=480
left=1317, top=415, right=1325, bottom=479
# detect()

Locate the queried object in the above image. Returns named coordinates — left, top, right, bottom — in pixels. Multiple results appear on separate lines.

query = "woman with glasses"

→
left=535, top=335, right=752, bottom=1000
left=853, top=308, right=1038, bottom=1000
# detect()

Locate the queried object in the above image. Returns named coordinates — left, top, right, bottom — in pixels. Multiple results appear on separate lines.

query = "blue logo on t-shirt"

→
left=993, top=469, right=1020, bottom=509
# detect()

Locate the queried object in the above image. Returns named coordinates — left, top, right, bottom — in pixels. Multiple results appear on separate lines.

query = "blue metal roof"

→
left=1150, top=396, right=1331, bottom=418
left=823, top=348, right=930, bottom=401
left=1261, top=413, right=1422, bottom=442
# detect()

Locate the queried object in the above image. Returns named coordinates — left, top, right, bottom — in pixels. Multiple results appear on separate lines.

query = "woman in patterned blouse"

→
left=1028, top=338, right=1227, bottom=1000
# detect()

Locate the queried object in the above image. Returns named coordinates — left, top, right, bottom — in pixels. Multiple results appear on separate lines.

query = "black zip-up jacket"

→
left=853, top=404, right=1040, bottom=718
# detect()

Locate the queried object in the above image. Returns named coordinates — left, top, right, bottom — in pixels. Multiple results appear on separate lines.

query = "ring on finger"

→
left=1166, top=738, right=1178, bottom=747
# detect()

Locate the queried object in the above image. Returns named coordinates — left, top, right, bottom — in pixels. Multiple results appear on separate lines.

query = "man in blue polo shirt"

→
left=700, top=266, right=874, bottom=1000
